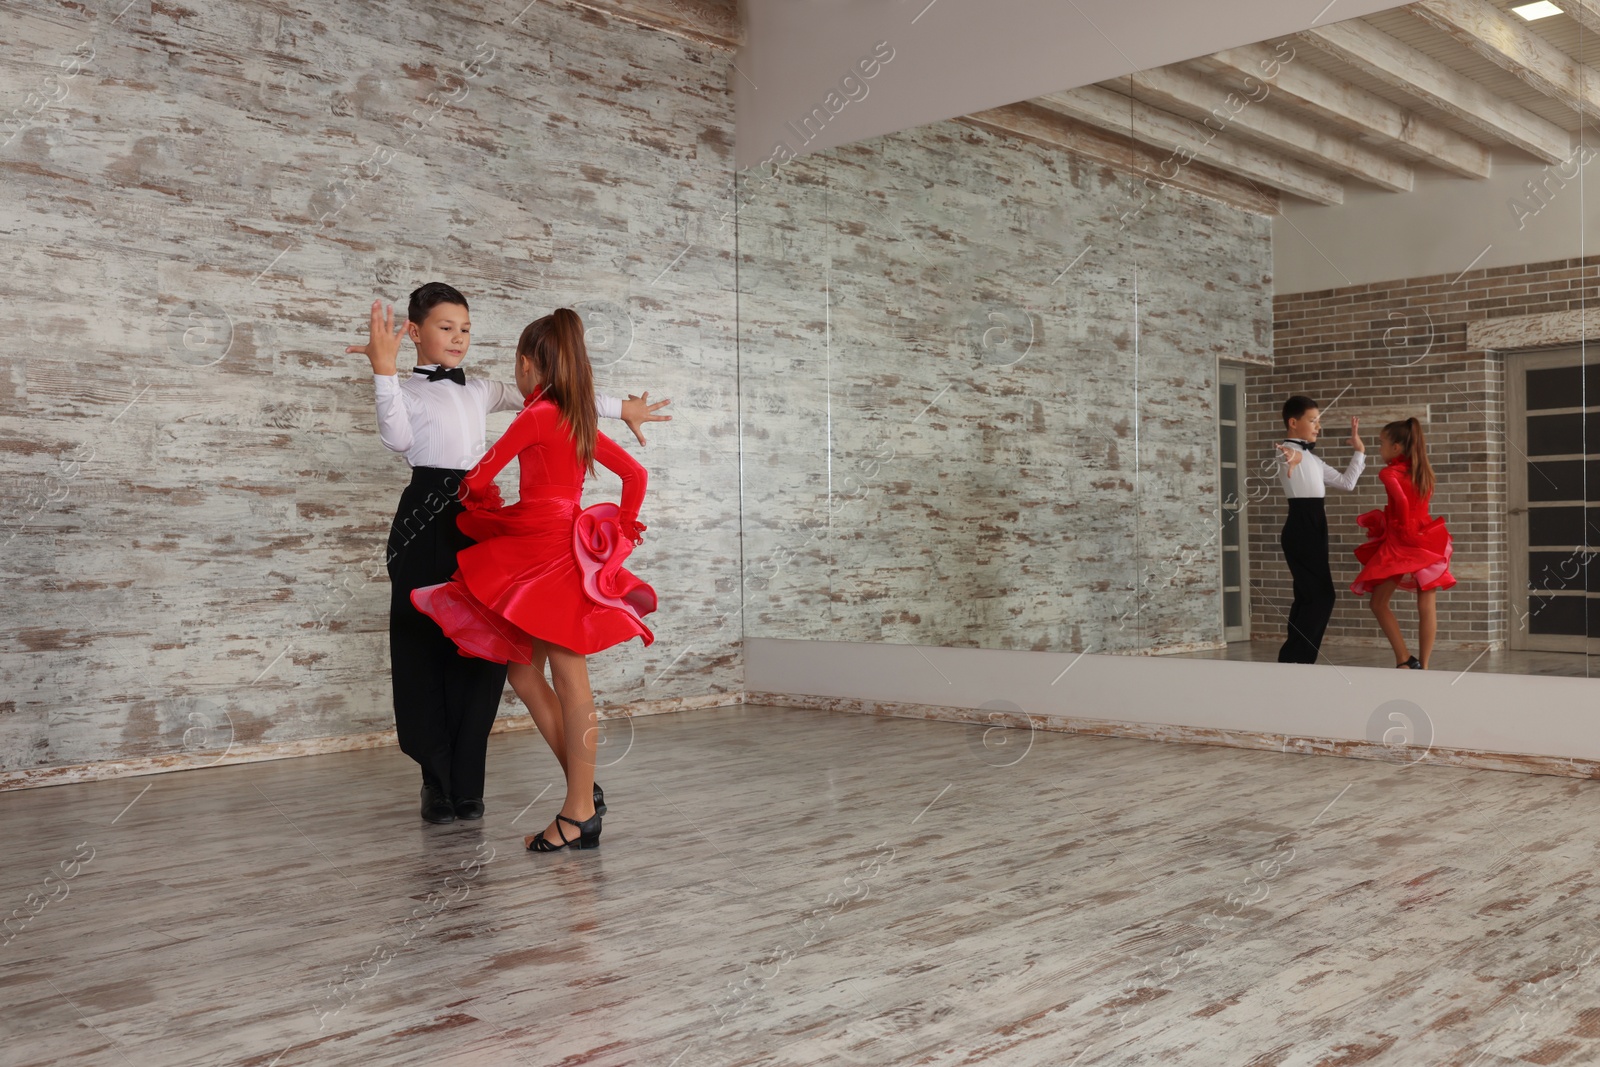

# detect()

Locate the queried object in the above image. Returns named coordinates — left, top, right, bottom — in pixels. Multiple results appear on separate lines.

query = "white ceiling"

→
left=734, top=0, right=1422, bottom=167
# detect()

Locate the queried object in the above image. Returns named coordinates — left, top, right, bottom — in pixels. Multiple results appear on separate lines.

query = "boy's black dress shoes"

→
left=420, top=784, right=456, bottom=824
left=452, top=797, right=485, bottom=820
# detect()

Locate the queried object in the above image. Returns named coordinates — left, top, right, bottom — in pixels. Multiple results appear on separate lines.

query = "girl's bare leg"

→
left=1369, top=579, right=1410, bottom=664
left=507, top=651, right=567, bottom=774
left=1417, top=589, right=1438, bottom=669
left=524, top=639, right=597, bottom=849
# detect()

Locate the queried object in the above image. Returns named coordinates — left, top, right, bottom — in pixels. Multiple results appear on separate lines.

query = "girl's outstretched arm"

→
left=619, top=393, right=672, bottom=446
left=485, top=383, right=667, bottom=450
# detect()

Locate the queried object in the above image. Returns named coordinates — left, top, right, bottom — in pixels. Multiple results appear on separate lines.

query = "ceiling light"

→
left=1512, top=1, right=1563, bottom=20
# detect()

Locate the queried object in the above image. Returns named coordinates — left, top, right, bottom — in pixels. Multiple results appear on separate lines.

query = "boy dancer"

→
left=348, top=283, right=669, bottom=823
left=1273, top=396, right=1364, bottom=664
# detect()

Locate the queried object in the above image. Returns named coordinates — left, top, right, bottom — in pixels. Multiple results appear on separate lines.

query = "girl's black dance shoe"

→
left=527, top=811, right=602, bottom=852
left=1397, top=656, right=1422, bottom=669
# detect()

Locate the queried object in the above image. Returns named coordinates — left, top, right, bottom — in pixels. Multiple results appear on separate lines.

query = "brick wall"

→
left=1248, top=254, right=1600, bottom=651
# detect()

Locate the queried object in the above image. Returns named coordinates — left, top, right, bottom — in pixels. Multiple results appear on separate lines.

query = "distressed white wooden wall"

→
left=737, top=122, right=1273, bottom=655
left=0, top=0, right=740, bottom=773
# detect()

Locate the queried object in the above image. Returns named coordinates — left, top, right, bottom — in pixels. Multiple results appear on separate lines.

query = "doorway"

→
left=1507, top=348, right=1598, bottom=655
left=1218, top=362, right=1251, bottom=642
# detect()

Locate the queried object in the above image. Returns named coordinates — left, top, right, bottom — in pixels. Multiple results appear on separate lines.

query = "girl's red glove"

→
left=622, top=519, right=647, bottom=546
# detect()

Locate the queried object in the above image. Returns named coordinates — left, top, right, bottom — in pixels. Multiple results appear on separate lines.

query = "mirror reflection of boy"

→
left=347, top=283, right=669, bottom=824
left=1273, top=395, right=1365, bottom=664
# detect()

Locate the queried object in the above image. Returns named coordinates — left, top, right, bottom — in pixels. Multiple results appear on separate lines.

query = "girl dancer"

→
left=1350, top=417, right=1455, bottom=669
left=411, top=309, right=655, bottom=852
left=349, top=283, right=668, bottom=825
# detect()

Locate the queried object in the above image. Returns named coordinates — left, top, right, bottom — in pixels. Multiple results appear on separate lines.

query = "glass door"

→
left=1218, top=362, right=1250, bottom=642
left=1508, top=348, right=1598, bottom=656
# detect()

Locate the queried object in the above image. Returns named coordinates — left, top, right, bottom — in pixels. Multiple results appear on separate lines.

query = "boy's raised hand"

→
left=620, top=392, right=672, bottom=446
left=1275, top=442, right=1303, bottom=469
left=1349, top=416, right=1364, bottom=452
left=345, top=300, right=407, bottom=376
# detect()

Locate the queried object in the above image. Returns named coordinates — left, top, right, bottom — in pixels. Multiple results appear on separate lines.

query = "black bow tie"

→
left=415, top=365, right=465, bottom=386
left=1285, top=439, right=1316, bottom=453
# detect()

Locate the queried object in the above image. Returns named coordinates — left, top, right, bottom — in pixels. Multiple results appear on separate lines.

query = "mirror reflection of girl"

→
left=1350, top=418, right=1455, bottom=668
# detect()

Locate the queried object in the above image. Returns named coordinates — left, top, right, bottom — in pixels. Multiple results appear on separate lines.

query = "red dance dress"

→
left=410, top=393, right=656, bottom=663
left=1350, top=457, right=1456, bottom=595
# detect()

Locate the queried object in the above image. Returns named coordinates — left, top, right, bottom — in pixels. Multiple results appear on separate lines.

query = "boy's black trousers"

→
left=386, top=466, right=507, bottom=800
left=1277, top=497, right=1336, bottom=665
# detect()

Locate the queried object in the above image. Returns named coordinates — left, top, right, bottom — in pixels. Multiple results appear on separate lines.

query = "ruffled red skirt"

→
left=411, top=494, right=655, bottom=663
left=1350, top=509, right=1456, bottom=595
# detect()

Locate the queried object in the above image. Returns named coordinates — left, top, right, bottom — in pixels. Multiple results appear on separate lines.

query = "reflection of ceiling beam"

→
left=1563, top=0, right=1600, bottom=36
left=1305, top=20, right=1570, bottom=162
left=1196, top=42, right=1492, bottom=179
left=1035, top=85, right=1345, bottom=204
left=960, top=103, right=1279, bottom=215
left=1413, top=0, right=1600, bottom=122
left=1124, top=65, right=1413, bottom=192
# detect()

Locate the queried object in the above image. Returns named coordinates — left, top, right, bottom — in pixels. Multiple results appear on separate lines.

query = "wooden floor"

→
left=5, top=703, right=1600, bottom=1066
left=1174, top=638, right=1596, bottom=678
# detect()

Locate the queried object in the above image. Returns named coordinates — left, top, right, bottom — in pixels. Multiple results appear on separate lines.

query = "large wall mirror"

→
left=736, top=2, right=1596, bottom=681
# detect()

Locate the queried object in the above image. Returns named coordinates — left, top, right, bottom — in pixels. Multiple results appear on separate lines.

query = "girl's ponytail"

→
left=1409, top=417, right=1435, bottom=500
left=1381, top=417, right=1436, bottom=498
left=515, top=309, right=598, bottom=473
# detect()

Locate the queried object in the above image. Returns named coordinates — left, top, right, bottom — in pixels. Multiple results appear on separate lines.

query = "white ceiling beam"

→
left=1126, top=64, right=1414, bottom=192
left=1304, top=19, right=1572, bottom=162
left=960, top=103, right=1280, bottom=216
left=1562, top=0, right=1600, bottom=36
left=1413, top=0, right=1600, bottom=123
left=1196, top=42, right=1492, bottom=179
left=1035, top=85, right=1346, bottom=204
